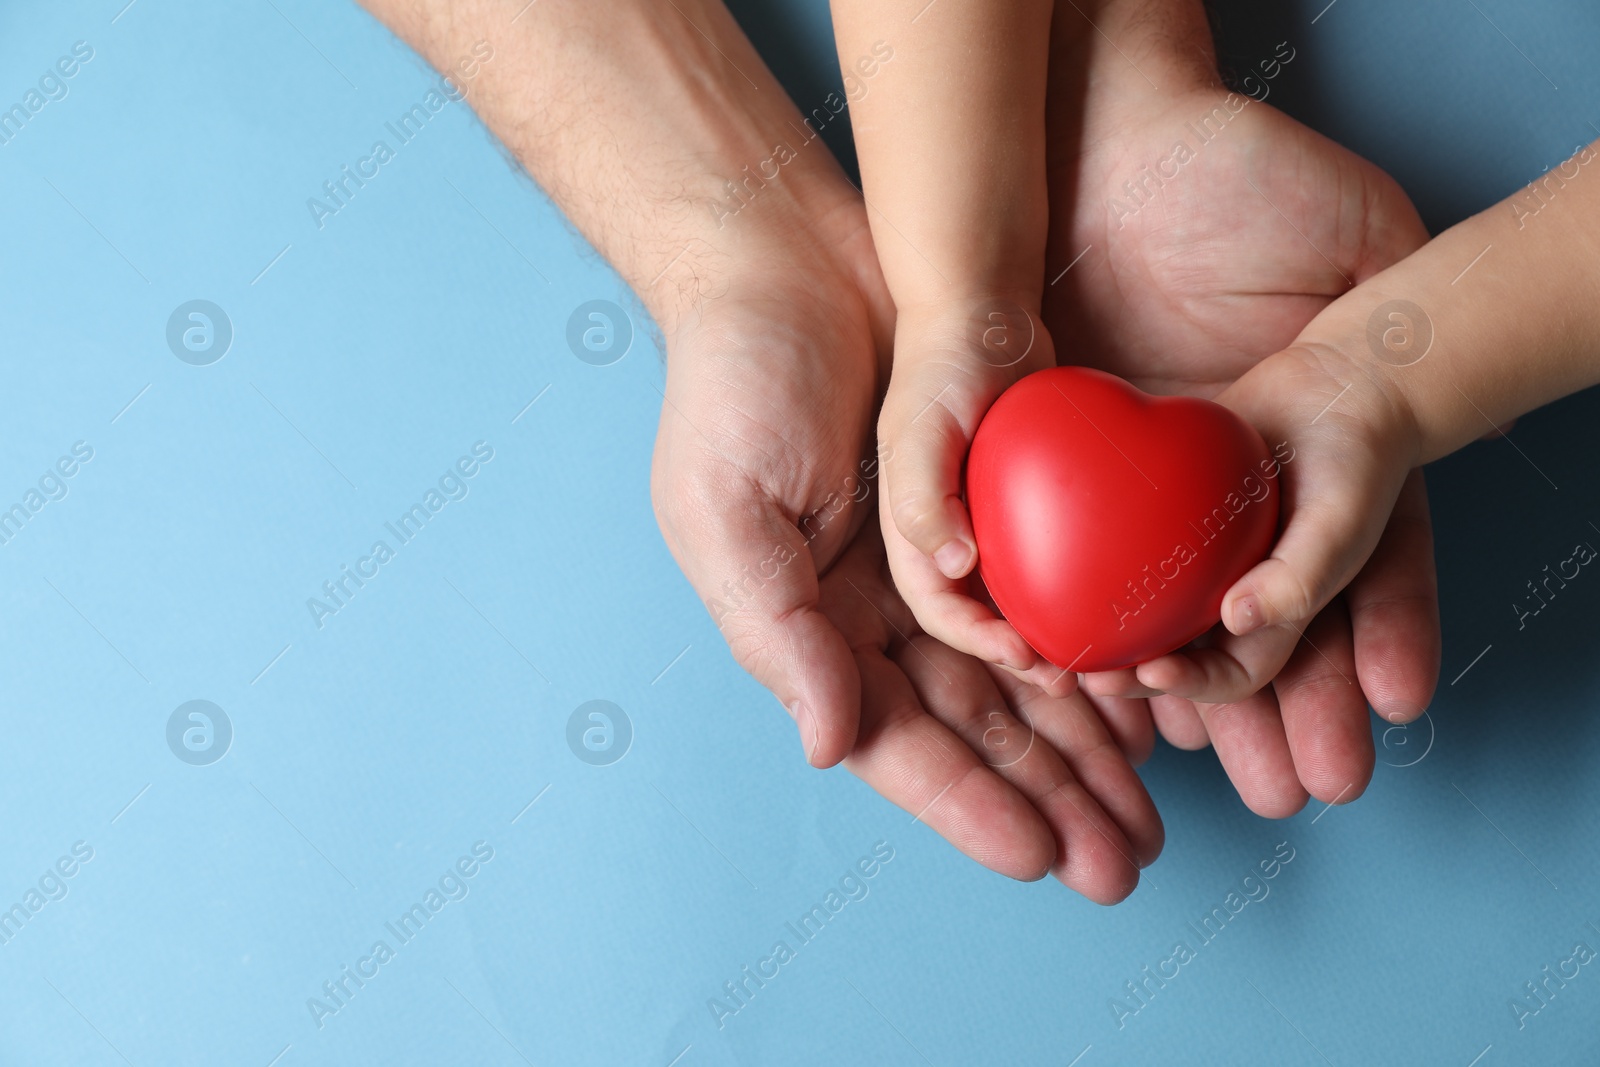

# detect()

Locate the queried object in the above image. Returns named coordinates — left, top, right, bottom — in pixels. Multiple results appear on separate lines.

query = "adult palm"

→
left=1038, top=22, right=1441, bottom=816
left=651, top=197, right=1161, bottom=898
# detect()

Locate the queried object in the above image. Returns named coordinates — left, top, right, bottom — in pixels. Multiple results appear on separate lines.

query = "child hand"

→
left=1131, top=326, right=1427, bottom=716
left=1148, top=123, right=1600, bottom=705
left=876, top=300, right=1072, bottom=693
left=829, top=0, right=1066, bottom=691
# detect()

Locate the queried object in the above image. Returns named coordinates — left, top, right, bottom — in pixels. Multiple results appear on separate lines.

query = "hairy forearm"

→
left=357, top=0, right=861, bottom=334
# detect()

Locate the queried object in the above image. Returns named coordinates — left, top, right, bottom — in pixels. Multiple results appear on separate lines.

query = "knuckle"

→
left=881, top=390, right=957, bottom=452
left=722, top=618, right=781, bottom=680
left=1269, top=557, right=1324, bottom=627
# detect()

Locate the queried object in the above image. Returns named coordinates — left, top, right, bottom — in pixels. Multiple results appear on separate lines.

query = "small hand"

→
left=875, top=300, right=1077, bottom=695
left=1208, top=326, right=1426, bottom=692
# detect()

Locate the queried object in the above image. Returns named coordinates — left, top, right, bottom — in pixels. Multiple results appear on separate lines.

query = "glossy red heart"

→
left=966, top=366, right=1283, bottom=673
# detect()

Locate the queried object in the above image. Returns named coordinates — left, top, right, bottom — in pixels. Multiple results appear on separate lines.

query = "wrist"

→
left=880, top=214, right=1050, bottom=311
left=1306, top=183, right=1600, bottom=464
left=1297, top=339, right=1427, bottom=472
left=892, top=293, right=1056, bottom=378
left=640, top=161, right=876, bottom=342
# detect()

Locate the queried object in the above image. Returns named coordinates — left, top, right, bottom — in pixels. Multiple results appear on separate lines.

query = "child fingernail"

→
left=1230, top=597, right=1262, bottom=635
left=933, top=540, right=974, bottom=579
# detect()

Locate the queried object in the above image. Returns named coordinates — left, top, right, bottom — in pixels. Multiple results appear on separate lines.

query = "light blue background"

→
left=0, top=0, right=1597, bottom=1063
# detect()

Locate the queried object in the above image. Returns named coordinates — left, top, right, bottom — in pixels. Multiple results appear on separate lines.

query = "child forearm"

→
left=829, top=0, right=1055, bottom=308
left=1319, top=139, right=1600, bottom=463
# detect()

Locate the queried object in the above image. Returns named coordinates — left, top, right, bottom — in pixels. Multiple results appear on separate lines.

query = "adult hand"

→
left=360, top=0, right=1165, bottom=894
left=648, top=198, right=888, bottom=768
left=1039, top=0, right=1441, bottom=815
left=648, top=165, right=1162, bottom=899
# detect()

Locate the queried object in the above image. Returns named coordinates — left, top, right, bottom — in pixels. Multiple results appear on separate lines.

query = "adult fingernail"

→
left=933, top=540, right=974, bottom=579
left=1228, top=596, right=1262, bottom=635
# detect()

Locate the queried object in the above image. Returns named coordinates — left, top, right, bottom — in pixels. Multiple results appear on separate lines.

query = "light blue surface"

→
left=1, top=1, right=1598, bottom=1064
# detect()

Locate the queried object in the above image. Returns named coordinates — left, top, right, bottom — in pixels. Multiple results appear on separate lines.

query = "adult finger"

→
left=1344, top=470, right=1440, bottom=723
left=1149, top=693, right=1210, bottom=751
left=1078, top=689, right=1158, bottom=766
left=1272, top=597, right=1372, bottom=805
left=652, top=459, right=860, bottom=769
left=1192, top=690, right=1307, bottom=818
left=844, top=646, right=1058, bottom=882
left=989, top=666, right=1164, bottom=869
left=894, top=637, right=1141, bottom=902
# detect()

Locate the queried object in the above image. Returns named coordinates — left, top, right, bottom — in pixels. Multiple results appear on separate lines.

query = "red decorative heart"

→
left=966, top=366, right=1284, bottom=673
